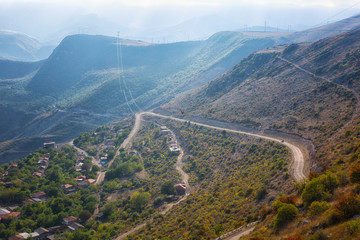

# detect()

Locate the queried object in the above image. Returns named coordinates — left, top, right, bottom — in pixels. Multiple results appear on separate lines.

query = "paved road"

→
left=142, top=112, right=306, bottom=182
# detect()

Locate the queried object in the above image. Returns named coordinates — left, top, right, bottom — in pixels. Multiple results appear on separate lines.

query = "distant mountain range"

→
left=0, top=30, right=55, bottom=61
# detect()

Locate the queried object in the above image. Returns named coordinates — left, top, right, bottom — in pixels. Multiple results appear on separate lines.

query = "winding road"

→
left=113, top=111, right=306, bottom=239
left=140, top=111, right=306, bottom=182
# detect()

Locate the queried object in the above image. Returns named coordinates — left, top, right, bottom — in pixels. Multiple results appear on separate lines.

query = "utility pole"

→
left=264, top=21, right=267, bottom=32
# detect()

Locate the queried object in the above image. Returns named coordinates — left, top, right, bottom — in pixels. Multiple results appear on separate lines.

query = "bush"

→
left=350, top=164, right=360, bottom=184
left=79, top=210, right=92, bottom=222
left=302, top=172, right=338, bottom=207
left=334, top=193, right=360, bottom=220
left=346, top=218, right=360, bottom=236
left=273, top=203, right=299, bottom=230
left=161, top=181, right=176, bottom=195
left=308, top=201, right=330, bottom=217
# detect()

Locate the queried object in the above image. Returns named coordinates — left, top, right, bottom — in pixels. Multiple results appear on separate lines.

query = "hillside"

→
left=160, top=29, right=360, bottom=152
left=0, top=30, right=54, bottom=61
left=0, top=32, right=276, bottom=163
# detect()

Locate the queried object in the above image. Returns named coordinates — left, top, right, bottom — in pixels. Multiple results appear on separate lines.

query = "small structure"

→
left=79, top=179, right=95, bottom=187
left=63, top=184, right=75, bottom=194
left=8, top=235, right=26, bottom=240
left=22, top=199, right=34, bottom=205
left=62, top=216, right=78, bottom=225
left=170, top=145, right=180, bottom=152
left=0, top=208, right=10, bottom=215
left=68, top=222, right=84, bottom=231
left=32, top=227, right=50, bottom=238
left=43, top=142, right=55, bottom=148
left=32, top=192, right=46, bottom=199
left=7, top=164, right=18, bottom=170
left=174, top=184, right=187, bottom=195
left=2, top=212, right=21, bottom=220
left=75, top=175, right=86, bottom=182
left=33, top=172, right=43, bottom=178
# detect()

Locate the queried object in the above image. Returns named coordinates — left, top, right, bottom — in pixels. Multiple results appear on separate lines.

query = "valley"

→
left=0, top=11, right=360, bottom=240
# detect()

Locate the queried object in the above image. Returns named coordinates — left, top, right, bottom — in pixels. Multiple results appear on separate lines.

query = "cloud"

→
left=2, top=0, right=359, bottom=9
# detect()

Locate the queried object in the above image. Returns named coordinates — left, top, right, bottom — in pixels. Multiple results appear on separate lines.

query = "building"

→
left=43, top=142, right=55, bottom=149
left=63, top=184, right=75, bottom=194
left=62, top=216, right=78, bottom=225
left=174, top=184, right=187, bottom=195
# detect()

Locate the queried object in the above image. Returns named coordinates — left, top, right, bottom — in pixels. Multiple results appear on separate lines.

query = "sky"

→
left=0, top=0, right=359, bottom=43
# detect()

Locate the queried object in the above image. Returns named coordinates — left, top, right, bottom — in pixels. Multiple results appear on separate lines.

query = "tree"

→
left=273, top=203, right=299, bottom=230
left=161, top=181, right=176, bottom=195
left=130, top=191, right=151, bottom=212
left=79, top=210, right=92, bottom=222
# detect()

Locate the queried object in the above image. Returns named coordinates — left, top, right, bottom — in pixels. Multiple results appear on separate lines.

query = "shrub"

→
left=302, top=172, right=338, bottom=207
left=273, top=203, right=299, bottom=230
left=255, top=188, right=267, bottom=201
left=350, top=164, right=360, bottom=184
left=302, top=178, right=328, bottom=207
left=334, top=193, right=360, bottom=220
left=308, top=201, right=330, bottom=217
left=346, top=218, right=360, bottom=236
left=161, top=181, right=176, bottom=195
left=278, top=195, right=296, bottom=204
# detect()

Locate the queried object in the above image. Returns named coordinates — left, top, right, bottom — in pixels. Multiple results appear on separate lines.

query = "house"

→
left=6, top=205, right=19, bottom=211
left=43, top=142, right=55, bottom=149
left=33, top=172, right=43, bottom=178
left=75, top=175, right=86, bottom=182
left=2, top=212, right=21, bottom=220
left=62, top=216, right=77, bottom=225
left=22, top=199, right=34, bottom=205
left=0, top=208, right=10, bottom=215
left=32, top=192, right=46, bottom=199
left=39, top=166, right=46, bottom=171
left=68, top=222, right=84, bottom=232
left=170, top=145, right=180, bottom=152
left=63, top=184, right=75, bottom=194
left=7, top=164, right=18, bottom=170
left=38, top=159, right=48, bottom=166
left=174, top=184, right=187, bottom=195
left=160, top=126, right=168, bottom=131
left=32, top=227, right=50, bottom=238
left=100, top=156, right=108, bottom=161
left=79, top=179, right=96, bottom=187
left=8, top=234, right=26, bottom=240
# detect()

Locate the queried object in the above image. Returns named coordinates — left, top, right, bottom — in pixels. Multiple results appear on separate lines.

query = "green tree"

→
left=161, top=181, right=176, bottom=195
left=130, top=191, right=151, bottom=212
left=79, top=210, right=92, bottom=222
left=273, top=203, right=299, bottom=230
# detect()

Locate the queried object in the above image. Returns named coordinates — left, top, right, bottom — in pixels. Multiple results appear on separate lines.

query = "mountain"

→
left=0, top=30, right=55, bottom=61
left=280, top=13, right=360, bottom=43
left=159, top=29, right=360, bottom=149
left=0, top=32, right=276, bottom=162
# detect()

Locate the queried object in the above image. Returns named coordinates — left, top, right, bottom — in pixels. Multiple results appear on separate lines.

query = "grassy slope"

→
left=127, top=118, right=292, bottom=239
left=161, top=30, right=360, bottom=148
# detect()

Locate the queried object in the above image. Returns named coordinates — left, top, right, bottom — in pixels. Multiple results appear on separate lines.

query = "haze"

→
left=1, top=0, right=359, bottom=43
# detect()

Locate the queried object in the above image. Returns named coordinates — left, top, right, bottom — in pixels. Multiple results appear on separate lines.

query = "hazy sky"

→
left=1, top=0, right=359, bottom=43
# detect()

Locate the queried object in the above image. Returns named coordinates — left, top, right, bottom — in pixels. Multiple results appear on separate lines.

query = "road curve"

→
left=140, top=111, right=306, bottom=182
